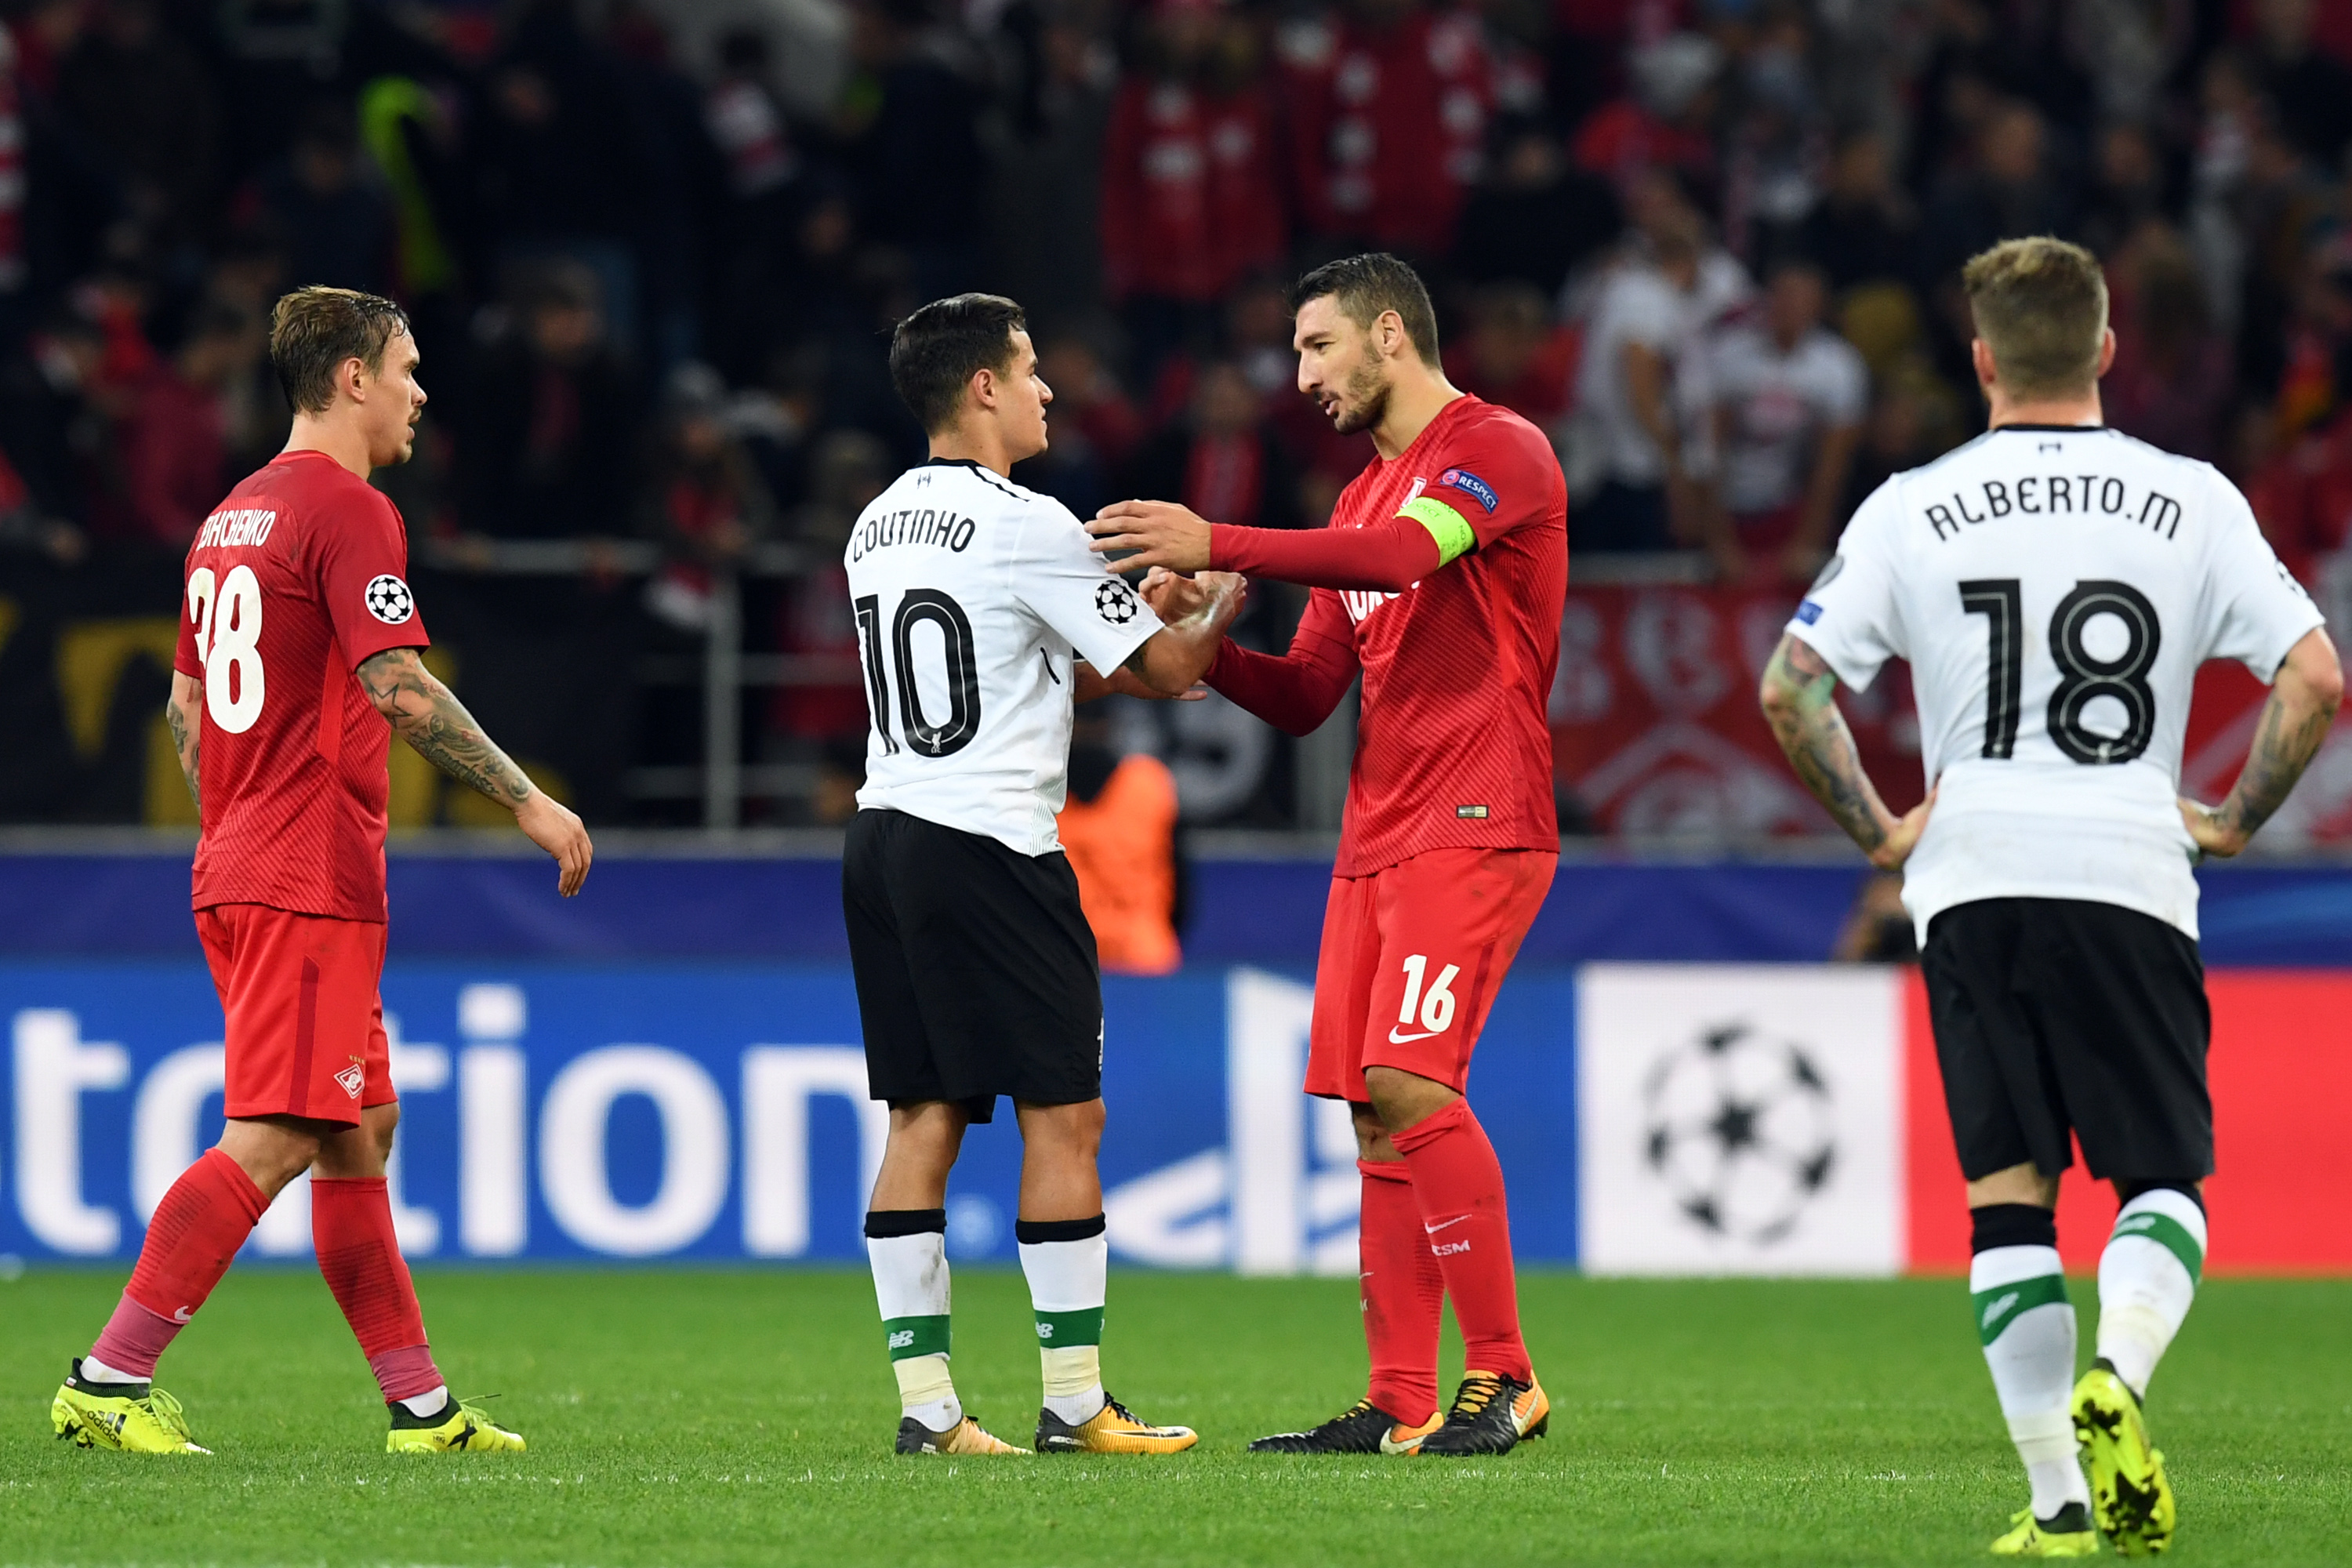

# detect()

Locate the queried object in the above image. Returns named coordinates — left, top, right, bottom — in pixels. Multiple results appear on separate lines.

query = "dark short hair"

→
left=889, top=293, right=1028, bottom=434
left=1290, top=253, right=1440, bottom=362
left=268, top=285, right=412, bottom=416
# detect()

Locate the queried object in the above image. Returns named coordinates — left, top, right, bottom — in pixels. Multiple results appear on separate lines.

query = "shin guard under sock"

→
left=1018, top=1214, right=1109, bottom=1427
left=1357, top=1159, right=1443, bottom=1425
left=96, top=1148, right=269, bottom=1378
left=312, top=1176, right=443, bottom=1403
left=1389, top=1098, right=1530, bottom=1384
left=866, top=1209, right=958, bottom=1429
left=1971, top=1203, right=2088, bottom=1519
left=2096, top=1187, right=2206, bottom=1397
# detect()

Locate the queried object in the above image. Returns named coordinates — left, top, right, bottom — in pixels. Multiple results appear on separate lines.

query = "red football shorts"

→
left=1305, top=847, right=1557, bottom=1100
left=195, top=903, right=394, bottom=1126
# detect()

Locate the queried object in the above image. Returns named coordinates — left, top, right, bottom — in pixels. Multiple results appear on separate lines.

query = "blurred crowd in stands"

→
left=1, top=0, right=2350, bottom=827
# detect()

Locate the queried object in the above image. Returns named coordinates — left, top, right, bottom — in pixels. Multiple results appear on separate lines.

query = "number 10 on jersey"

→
left=186, top=564, right=266, bottom=734
left=855, top=591, right=982, bottom=758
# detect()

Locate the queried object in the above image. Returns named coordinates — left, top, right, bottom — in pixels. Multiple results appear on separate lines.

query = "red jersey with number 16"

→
left=172, top=450, right=430, bottom=922
left=1318, top=394, right=1565, bottom=875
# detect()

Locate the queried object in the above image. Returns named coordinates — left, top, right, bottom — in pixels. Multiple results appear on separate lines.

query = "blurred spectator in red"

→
left=1123, top=357, right=1301, bottom=534
left=771, top=428, right=890, bottom=760
left=640, top=362, right=775, bottom=633
left=2244, top=405, right=2352, bottom=583
left=1798, top=131, right=1916, bottom=294
left=1279, top=0, right=1491, bottom=255
left=250, top=102, right=396, bottom=296
left=1101, top=0, right=1285, bottom=379
left=56, top=0, right=218, bottom=244
left=1569, top=31, right=1718, bottom=200
left=457, top=262, right=638, bottom=539
left=2104, top=227, right=2232, bottom=465
left=1444, top=281, right=1577, bottom=430
left=2252, top=0, right=2352, bottom=169
left=1706, top=256, right=1865, bottom=583
left=1452, top=122, right=1621, bottom=296
left=118, top=305, right=258, bottom=547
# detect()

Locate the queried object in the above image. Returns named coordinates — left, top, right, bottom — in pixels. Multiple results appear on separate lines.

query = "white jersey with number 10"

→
left=1789, top=425, right=2324, bottom=942
left=845, top=458, right=1164, bottom=856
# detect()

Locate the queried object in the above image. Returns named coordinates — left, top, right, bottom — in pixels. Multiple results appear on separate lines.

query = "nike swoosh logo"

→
left=172, top=1307, right=194, bottom=1323
left=1424, top=1214, right=1472, bottom=1235
left=1388, top=1028, right=1439, bottom=1043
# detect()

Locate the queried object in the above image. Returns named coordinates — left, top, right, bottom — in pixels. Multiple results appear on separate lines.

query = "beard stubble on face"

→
left=1329, top=352, right=1391, bottom=436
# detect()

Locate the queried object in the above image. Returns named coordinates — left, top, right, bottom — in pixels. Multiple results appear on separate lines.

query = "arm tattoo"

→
left=165, top=695, right=199, bottom=809
left=357, top=648, right=536, bottom=808
left=1760, top=633, right=1889, bottom=854
left=2219, top=685, right=2332, bottom=842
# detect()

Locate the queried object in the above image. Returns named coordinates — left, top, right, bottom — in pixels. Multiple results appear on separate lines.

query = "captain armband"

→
left=1398, top=495, right=1477, bottom=566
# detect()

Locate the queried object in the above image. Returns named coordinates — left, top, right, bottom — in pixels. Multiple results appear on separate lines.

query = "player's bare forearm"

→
left=1073, top=662, right=1206, bottom=703
left=1759, top=633, right=1932, bottom=869
left=1124, top=571, right=1247, bottom=695
left=166, top=673, right=202, bottom=810
left=2182, top=626, right=2343, bottom=858
left=358, top=648, right=534, bottom=808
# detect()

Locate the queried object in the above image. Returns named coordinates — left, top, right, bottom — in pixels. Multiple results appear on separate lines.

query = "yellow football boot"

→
left=386, top=1396, right=526, bottom=1454
left=1991, top=1503, right=2103, bottom=1557
left=1035, top=1392, right=1197, bottom=1454
left=896, top=1414, right=1031, bottom=1454
left=2073, top=1365, right=2175, bottom=1555
left=51, top=1361, right=209, bottom=1454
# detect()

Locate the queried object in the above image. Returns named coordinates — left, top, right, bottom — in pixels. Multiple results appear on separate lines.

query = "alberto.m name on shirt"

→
left=1922, top=475, right=2183, bottom=543
left=848, top=508, right=978, bottom=563
left=194, top=509, right=278, bottom=549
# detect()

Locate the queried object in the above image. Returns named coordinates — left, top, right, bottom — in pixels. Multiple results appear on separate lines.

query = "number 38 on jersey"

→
left=186, top=564, right=267, bottom=734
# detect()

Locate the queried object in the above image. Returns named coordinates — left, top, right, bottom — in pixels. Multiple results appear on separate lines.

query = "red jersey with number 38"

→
left=173, top=450, right=430, bottom=921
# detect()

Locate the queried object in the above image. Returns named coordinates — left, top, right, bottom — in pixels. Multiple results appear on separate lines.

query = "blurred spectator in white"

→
left=1451, top=122, right=1621, bottom=298
left=641, top=361, right=775, bottom=632
left=1707, top=256, right=1865, bottom=583
left=1279, top=0, right=1490, bottom=255
left=1719, top=9, right=1827, bottom=264
left=1570, top=217, right=1715, bottom=554
left=1101, top=0, right=1285, bottom=379
left=2104, top=226, right=2231, bottom=466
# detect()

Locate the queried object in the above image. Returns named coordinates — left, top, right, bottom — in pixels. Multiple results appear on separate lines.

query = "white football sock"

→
left=1018, top=1217, right=1107, bottom=1427
left=397, top=1385, right=450, bottom=1418
left=1973, top=1243, right=2089, bottom=1519
left=78, top=1353, right=138, bottom=1385
left=868, top=1219, right=959, bottom=1428
left=2096, top=1189, right=2206, bottom=1398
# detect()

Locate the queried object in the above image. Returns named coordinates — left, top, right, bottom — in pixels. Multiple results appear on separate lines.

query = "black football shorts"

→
left=843, top=807, right=1104, bottom=1123
left=1922, top=896, right=2212, bottom=1182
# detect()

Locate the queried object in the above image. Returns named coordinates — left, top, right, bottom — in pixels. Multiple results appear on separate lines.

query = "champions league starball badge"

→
left=1095, top=579, right=1140, bottom=625
left=365, top=575, right=416, bottom=624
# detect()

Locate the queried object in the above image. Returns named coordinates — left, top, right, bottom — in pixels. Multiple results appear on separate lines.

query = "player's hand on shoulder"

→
left=2177, top=797, right=2243, bottom=861
left=1868, top=784, right=1936, bottom=872
left=516, top=789, right=593, bottom=896
left=1087, top=499, right=1214, bottom=574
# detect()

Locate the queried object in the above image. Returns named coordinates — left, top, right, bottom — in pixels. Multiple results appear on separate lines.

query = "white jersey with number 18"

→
left=846, top=458, right=1164, bottom=856
left=1789, top=425, right=2323, bottom=943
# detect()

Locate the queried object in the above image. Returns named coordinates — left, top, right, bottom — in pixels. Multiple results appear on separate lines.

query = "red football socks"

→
left=312, top=1176, right=444, bottom=1402
left=1389, top=1098, right=1532, bottom=1383
left=96, top=1147, right=270, bottom=1377
left=1358, top=1159, right=1445, bottom=1425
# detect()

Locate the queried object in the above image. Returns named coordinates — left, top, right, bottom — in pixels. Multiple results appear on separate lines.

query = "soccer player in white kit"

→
left=843, top=292, right=1243, bottom=1457
left=1759, top=238, right=2342, bottom=1557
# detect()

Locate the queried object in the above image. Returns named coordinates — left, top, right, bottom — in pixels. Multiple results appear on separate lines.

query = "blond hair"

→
left=1962, top=238, right=2109, bottom=399
left=269, top=286, right=412, bottom=416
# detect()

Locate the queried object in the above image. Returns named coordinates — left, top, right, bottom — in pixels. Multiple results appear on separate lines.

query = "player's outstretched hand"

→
left=517, top=791, right=593, bottom=896
left=1138, top=565, right=1249, bottom=628
left=2177, top=796, right=2242, bottom=860
left=1867, top=785, right=1936, bottom=871
left=1088, top=500, right=1214, bottom=573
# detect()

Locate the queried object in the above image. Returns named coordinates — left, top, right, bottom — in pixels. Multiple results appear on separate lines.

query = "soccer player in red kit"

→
left=49, top=287, right=592, bottom=1457
left=1090, top=254, right=1566, bottom=1457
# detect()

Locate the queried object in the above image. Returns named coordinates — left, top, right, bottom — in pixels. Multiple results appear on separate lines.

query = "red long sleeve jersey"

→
left=173, top=450, right=430, bottom=921
left=1212, top=395, right=1566, bottom=876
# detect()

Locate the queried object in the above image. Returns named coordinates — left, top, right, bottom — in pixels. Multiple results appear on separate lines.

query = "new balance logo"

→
left=1980, top=1291, right=2021, bottom=1333
left=1036, top=1323, right=1054, bottom=1341
left=887, top=1330, right=915, bottom=1350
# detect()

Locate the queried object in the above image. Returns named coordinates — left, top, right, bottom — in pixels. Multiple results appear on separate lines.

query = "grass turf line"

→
left=2, top=1269, right=2346, bottom=1566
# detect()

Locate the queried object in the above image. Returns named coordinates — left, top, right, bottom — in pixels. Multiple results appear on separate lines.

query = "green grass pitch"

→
left=2, top=1268, right=2347, bottom=1566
